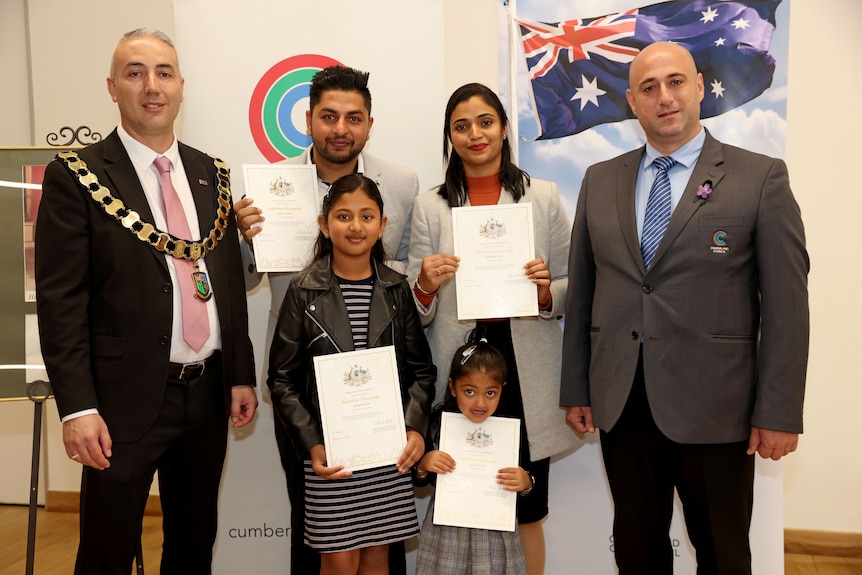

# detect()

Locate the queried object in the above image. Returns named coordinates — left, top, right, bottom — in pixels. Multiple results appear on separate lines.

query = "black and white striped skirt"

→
left=303, top=461, right=419, bottom=552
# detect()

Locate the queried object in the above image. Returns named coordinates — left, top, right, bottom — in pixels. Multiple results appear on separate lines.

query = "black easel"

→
left=20, top=377, right=146, bottom=574
left=24, top=379, right=51, bottom=575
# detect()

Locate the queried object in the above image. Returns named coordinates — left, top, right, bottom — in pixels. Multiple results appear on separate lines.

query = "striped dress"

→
left=303, top=275, right=420, bottom=552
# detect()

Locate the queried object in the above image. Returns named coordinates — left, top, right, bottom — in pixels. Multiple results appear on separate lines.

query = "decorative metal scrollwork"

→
left=46, top=126, right=103, bottom=146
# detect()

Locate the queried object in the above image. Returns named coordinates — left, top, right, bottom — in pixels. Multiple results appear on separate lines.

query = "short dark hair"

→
left=309, top=66, right=372, bottom=115
left=312, top=174, right=387, bottom=263
left=111, top=28, right=177, bottom=80
left=438, top=83, right=529, bottom=208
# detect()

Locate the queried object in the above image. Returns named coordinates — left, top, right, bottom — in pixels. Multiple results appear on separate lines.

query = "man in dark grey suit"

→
left=560, top=42, right=809, bottom=574
left=233, top=66, right=418, bottom=575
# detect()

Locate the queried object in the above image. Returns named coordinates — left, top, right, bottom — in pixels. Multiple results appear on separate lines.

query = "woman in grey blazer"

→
left=406, top=83, right=576, bottom=574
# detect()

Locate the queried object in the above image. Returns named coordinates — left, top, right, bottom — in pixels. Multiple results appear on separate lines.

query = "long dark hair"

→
left=312, top=174, right=387, bottom=263
left=438, top=83, right=530, bottom=208
left=441, top=327, right=508, bottom=414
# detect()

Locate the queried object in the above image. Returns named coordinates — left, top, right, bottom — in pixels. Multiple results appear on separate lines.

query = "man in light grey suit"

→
left=560, top=42, right=809, bottom=574
left=234, top=66, right=418, bottom=574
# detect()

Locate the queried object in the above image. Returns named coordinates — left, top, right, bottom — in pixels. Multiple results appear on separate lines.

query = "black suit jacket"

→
left=36, top=129, right=255, bottom=443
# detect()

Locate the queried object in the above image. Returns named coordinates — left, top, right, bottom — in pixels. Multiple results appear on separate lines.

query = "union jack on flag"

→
left=521, top=10, right=639, bottom=80
left=516, top=0, right=781, bottom=140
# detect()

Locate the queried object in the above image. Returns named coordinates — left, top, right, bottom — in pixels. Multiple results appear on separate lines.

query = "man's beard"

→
left=316, top=139, right=361, bottom=165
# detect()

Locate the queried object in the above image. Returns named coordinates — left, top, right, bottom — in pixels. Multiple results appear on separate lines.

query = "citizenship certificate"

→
left=452, top=203, right=538, bottom=320
left=242, top=164, right=319, bottom=272
left=433, top=412, right=520, bottom=532
left=313, top=346, right=407, bottom=472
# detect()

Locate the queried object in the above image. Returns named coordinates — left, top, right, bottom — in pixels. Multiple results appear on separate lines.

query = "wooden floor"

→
left=1, top=505, right=861, bottom=574
left=785, top=553, right=862, bottom=575
left=0, top=505, right=162, bottom=575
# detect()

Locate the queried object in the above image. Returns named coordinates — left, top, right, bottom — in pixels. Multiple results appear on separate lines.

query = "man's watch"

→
left=519, top=471, right=536, bottom=496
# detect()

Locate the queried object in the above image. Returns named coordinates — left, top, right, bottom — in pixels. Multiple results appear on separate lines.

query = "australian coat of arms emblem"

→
left=465, top=427, right=493, bottom=448
left=269, top=176, right=295, bottom=197
left=478, top=217, right=506, bottom=239
left=343, top=364, right=372, bottom=387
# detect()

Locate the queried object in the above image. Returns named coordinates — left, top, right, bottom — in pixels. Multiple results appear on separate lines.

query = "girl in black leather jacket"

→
left=268, top=174, right=435, bottom=574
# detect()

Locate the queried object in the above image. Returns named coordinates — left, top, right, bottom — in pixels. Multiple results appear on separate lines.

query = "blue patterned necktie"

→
left=641, top=156, right=677, bottom=270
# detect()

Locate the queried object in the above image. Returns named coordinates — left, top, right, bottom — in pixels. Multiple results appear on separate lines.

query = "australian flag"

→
left=517, top=0, right=780, bottom=140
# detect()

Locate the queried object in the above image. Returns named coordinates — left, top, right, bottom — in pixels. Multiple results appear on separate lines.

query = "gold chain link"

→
left=56, top=151, right=232, bottom=261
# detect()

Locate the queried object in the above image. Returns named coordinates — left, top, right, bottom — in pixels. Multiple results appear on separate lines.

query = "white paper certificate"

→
left=313, top=346, right=407, bottom=472
left=242, top=164, right=320, bottom=272
left=452, top=203, right=538, bottom=320
left=433, top=413, right=520, bottom=532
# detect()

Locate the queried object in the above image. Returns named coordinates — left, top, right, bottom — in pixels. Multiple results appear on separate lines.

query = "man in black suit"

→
left=35, top=28, right=257, bottom=574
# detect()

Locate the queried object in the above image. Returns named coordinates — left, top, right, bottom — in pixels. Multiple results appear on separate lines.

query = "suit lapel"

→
left=616, top=147, right=645, bottom=271
left=178, top=144, right=217, bottom=236
left=102, top=131, right=157, bottom=224
left=649, top=131, right=726, bottom=271
left=362, top=156, right=384, bottom=191
left=100, top=131, right=168, bottom=273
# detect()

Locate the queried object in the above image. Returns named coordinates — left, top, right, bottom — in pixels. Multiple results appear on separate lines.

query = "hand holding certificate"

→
left=452, top=203, right=538, bottom=320
left=433, top=412, right=520, bottom=531
left=313, top=346, right=407, bottom=472
left=242, top=164, right=319, bottom=272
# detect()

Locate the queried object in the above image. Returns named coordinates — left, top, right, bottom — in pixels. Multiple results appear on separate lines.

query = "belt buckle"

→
left=179, top=359, right=206, bottom=380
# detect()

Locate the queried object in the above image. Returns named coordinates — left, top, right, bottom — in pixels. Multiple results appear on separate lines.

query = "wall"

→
left=0, top=0, right=32, bottom=144
left=0, top=0, right=39, bottom=505
left=0, top=0, right=858, bottom=543
left=782, top=0, right=862, bottom=532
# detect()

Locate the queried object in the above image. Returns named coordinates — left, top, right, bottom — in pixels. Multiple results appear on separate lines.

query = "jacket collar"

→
left=298, top=256, right=403, bottom=351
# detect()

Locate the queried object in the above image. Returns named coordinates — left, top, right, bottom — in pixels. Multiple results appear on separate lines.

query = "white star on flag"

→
left=732, top=18, right=751, bottom=30
left=715, top=37, right=726, bottom=46
left=700, top=7, right=719, bottom=23
left=570, top=75, right=606, bottom=110
left=710, top=79, right=726, bottom=98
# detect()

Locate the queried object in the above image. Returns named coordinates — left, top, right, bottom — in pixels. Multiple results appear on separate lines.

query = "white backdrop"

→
left=175, top=0, right=784, bottom=572
left=173, top=1, right=445, bottom=572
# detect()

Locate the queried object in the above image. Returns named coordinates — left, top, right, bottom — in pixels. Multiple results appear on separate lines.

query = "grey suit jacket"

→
left=407, top=179, right=577, bottom=461
left=241, top=149, right=419, bottom=326
left=560, top=130, right=809, bottom=444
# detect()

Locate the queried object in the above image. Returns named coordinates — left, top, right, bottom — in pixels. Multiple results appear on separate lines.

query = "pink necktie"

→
left=154, top=156, right=209, bottom=352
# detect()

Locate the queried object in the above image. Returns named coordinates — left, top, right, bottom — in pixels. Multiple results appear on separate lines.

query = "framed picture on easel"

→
left=0, top=147, right=77, bottom=400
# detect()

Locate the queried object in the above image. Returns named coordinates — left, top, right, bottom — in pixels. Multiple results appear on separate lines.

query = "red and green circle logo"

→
left=249, top=54, right=343, bottom=162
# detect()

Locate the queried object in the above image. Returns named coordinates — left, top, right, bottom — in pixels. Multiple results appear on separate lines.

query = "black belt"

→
left=167, top=352, right=221, bottom=381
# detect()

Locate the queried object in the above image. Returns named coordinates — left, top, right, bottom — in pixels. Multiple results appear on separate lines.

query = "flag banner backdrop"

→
left=501, top=0, right=789, bottom=242
left=500, top=1, right=789, bottom=573
left=517, top=0, right=780, bottom=139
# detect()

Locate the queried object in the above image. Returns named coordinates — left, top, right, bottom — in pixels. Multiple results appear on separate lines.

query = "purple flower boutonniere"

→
left=697, top=181, right=713, bottom=200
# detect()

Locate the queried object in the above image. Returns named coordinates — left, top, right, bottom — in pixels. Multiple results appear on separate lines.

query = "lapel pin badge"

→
left=710, top=230, right=729, bottom=255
